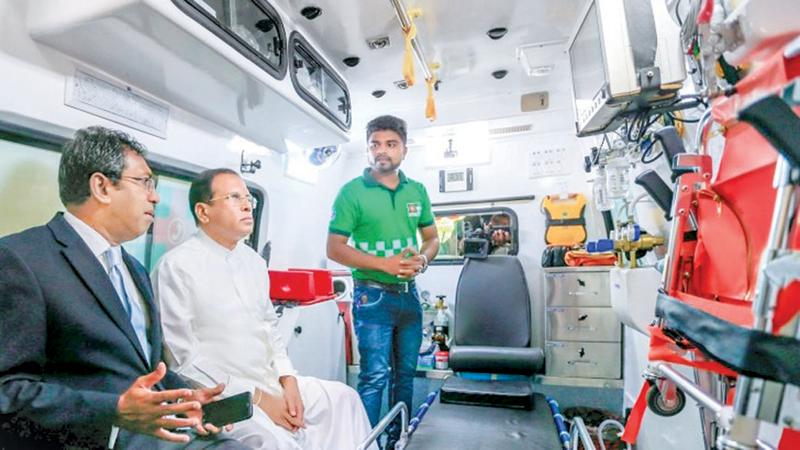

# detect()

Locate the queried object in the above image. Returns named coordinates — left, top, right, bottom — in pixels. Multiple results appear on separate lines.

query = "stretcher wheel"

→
left=646, top=383, right=685, bottom=417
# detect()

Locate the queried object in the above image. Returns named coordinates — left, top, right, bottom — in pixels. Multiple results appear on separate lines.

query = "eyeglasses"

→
left=206, top=192, right=256, bottom=208
left=120, top=175, right=158, bottom=192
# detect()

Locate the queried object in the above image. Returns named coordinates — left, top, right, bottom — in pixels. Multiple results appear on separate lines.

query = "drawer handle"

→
left=567, top=360, right=598, bottom=366
left=566, top=325, right=597, bottom=332
left=578, top=314, right=588, bottom=321
left=568, top=291, right=598, bottom=296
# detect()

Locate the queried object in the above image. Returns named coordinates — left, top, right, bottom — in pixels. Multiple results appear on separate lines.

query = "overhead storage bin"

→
left=27, top=0, right=351, bottom=152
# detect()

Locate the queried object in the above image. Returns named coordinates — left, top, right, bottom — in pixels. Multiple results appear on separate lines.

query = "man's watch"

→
left=419, top=254, right=429, bottom=273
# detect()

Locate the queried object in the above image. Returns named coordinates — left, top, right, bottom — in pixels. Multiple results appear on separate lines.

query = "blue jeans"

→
left=352, top=282, right=422, bottom=430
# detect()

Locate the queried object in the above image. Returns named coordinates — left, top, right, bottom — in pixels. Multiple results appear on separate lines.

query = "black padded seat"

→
left=442, top=256, right=544, bottom=408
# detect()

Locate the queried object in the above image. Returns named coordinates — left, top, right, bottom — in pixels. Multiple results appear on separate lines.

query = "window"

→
left=430, top=208, right=519, bottom=264
left=0, top=138, right=63, bottom=239
left=129, top=161, right=265, bottom=270
left=289, top=32, right=351, bottom=131
left=0, top=125, right=264, bottom=271
left=124, top=176, right=194, bottom=266
left=173, top=0, right=287, bottom=79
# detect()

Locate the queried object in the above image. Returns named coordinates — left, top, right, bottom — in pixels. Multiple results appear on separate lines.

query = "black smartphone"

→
left=202, top=392, right=253, bottom=427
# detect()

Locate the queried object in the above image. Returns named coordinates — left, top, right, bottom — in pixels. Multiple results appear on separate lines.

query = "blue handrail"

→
left=408, top=390, right=439, bottom=436
left=546, top=396, right=571, bottom=450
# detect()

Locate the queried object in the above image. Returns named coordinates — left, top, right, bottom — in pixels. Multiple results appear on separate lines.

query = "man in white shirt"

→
left=153, top=168, right=375, bottom=450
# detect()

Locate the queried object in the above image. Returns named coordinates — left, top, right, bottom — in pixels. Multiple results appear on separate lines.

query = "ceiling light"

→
left=300, top=6, right=322, bottom=20
left=492, top=70, right=508, bottom=80
left=342, top=56, right=360, bottom=67
left=487, top=27, right=508, bottom=40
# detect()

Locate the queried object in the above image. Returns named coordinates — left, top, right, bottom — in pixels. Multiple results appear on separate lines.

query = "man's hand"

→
left=492, top=229, right=510, bottom=246
left=380, top=247, right=423, bottom=278
left=184, top=383, right=232, bottom=436
left=280, top=376, right=305, bottom=430
left=255, top=387, right=305, bottom=432
left=116, top=362, right=201, bottom=443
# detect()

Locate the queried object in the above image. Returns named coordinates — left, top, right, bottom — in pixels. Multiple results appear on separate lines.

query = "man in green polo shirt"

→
left=327, top=115, right=439, bottom=448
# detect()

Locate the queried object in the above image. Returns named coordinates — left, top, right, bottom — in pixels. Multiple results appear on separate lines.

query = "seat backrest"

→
left=454, top=255, right=531, bottom=348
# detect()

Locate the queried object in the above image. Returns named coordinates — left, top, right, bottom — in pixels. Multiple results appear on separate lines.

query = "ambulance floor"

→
left=404, top=393, right=563, bottom=450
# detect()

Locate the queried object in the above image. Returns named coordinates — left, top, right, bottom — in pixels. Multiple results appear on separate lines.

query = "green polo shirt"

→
left=329, top=168, right=434, bottom=284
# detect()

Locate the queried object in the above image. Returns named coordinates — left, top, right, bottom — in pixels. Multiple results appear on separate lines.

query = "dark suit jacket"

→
left=0, top=213, right=188, bottom=449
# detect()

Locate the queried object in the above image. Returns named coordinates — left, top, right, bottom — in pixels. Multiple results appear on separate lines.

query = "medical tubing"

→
left=597, top=419, right=631, bottom=450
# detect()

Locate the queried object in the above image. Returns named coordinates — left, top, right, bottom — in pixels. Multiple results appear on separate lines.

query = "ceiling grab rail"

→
left=388, top=0, right=438, bottom=121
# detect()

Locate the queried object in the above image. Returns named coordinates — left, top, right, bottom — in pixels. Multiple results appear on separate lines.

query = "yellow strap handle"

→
left=672, top=110, right=686, bottom=138
left=402, top=9, right=422, bottom=87
left=425, top=75, right=437, bottom=121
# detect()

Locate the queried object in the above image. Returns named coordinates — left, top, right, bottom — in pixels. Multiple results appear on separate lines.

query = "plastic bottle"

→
left=606, top=158, right=631, bottom=199
left=593, top=166, right=613, bottom=211
left=433, top=295, right=450, bottom=340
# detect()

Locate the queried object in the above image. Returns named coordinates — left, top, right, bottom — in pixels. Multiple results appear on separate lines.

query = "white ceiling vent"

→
left=489, top=124, right=533, bottom=136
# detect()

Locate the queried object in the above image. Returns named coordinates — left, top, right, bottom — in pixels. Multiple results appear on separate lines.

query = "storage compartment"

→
left=545, top=341, right=621, bottom=379
left=544, top=270, right=611, bottom=307
left=546, top=307, right=621, bottom=342
left=28, top=0, right=349, bottom=151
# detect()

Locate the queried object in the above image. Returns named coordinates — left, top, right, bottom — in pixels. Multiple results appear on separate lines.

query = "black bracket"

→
left=240, top=150, right=262, bottom=174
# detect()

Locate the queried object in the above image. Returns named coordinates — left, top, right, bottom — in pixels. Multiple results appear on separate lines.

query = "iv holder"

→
left=240, top=150, right=262, bottom=174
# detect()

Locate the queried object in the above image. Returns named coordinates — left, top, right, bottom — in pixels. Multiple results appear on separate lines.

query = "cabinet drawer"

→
left=545, top=271, right=611, bottom=307
left=546, top=307, right=621, bottom=342
left=545, top=341, right=621, bottom=379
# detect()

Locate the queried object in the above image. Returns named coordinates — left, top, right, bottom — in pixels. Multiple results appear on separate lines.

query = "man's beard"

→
left=371, top=158, right=400, bottom=173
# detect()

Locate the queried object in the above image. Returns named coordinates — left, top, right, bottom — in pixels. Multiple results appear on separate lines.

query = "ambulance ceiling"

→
left=273, top=0, right=588, bottom=134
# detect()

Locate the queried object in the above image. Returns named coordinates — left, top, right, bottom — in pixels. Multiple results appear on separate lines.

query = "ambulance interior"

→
left=1, top=0, right=800, bottom=449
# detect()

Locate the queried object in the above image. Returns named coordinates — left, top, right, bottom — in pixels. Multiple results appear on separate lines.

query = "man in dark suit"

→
left=0, top=126, right=248, bottom=449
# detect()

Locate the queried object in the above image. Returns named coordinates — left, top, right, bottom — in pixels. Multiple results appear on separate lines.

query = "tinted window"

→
left=432, top=209, right=518, bottom=263
left=289, top=32, right=351, bottom=131
left=175, top=0, right=287, bottom=79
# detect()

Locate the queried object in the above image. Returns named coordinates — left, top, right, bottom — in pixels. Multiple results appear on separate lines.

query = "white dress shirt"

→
left=152, top=230, right=295, bottom=398
left=63, top=212, right=150, bottom=333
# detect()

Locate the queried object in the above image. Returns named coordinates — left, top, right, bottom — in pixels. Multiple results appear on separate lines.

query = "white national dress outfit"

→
left=152, top=231, right=375, bottom=450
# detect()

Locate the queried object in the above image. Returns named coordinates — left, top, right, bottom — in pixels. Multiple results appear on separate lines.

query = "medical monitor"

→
left=568, top=0, right=686, bottom=137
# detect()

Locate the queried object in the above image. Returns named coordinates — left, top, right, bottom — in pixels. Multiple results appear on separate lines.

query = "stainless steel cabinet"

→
left=543, top=267, right=621, bottom=380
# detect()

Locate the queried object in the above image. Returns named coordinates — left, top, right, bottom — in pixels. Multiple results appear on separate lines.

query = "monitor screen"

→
left=569, top=2, right=607, bottom=120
